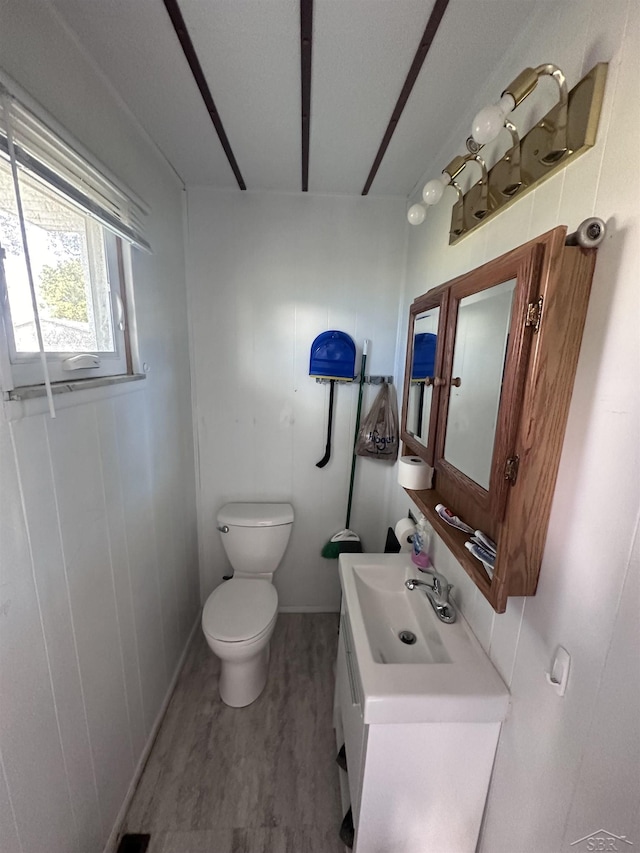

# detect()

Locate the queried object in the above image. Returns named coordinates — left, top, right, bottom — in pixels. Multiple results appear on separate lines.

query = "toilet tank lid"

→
left=218, top=502, right=294, bottom=527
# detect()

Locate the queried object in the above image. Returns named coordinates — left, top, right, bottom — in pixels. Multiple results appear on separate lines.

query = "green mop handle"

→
left=345, top=340, right=368, bottom=529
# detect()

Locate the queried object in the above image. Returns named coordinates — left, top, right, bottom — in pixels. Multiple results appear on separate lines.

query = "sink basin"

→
left=352, top=563, right=451, bottom=663
left=339, top=553, right=509, bottom=724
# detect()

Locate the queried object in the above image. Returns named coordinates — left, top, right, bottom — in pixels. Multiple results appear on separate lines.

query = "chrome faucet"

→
left=405, top=571, right=456, bottom=623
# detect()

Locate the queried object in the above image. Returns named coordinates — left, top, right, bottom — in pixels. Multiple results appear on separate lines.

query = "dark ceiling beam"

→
left=361, top=0, right=451, bottom=196
left=300, top=0, right=313, bottom=192
left=162, top=0, right=246, bottom=190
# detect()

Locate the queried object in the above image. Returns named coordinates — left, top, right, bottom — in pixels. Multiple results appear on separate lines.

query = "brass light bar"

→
left=448, top=63, right=608, bottom=244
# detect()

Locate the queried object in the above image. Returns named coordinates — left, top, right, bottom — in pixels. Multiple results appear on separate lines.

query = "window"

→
left=0, top=158, right=129, bottom=384
left=0, top=82, right=148, bottom=398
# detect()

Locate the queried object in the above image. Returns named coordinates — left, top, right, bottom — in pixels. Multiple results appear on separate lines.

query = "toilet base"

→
left=218, top=645, right=270, bottom=707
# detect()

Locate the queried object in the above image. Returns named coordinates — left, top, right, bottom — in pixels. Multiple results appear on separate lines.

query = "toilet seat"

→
left=202, top=578, right=278, bottom=643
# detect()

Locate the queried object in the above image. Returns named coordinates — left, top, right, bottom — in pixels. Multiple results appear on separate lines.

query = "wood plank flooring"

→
left=121, top=614, right=344, bottom=853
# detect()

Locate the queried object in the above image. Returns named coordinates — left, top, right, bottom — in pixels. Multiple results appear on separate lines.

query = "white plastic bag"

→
left=355, top=383, right=399, bottom=461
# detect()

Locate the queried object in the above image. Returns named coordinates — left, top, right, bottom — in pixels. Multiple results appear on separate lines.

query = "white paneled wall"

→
left=0, top=3, right=199, bottom=853
left=2, top=393, right=200, bottom=853
left=186, top=190, right=406, bottom=608
left=389, top=2, right=640, bottom=850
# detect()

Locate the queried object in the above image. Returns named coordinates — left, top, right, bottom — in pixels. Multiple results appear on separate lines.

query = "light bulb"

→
left=471, top=93, right=516, bottom=145
left=407, top=204, right=426, bottom=225
left=422, top=178, right=445, bottom=206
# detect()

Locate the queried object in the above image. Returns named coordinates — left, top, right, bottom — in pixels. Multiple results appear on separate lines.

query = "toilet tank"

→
left=217, top=503, right=294, bottom=577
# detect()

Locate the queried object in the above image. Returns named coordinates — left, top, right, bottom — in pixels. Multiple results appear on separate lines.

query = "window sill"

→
left=2, top=373, right=146, bottom=420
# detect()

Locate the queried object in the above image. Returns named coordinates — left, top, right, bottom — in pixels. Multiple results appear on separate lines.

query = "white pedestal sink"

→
left=334, top=553, right=510, bottom=853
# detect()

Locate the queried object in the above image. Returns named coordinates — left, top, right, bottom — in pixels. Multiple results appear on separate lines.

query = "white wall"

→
left=389, top=1, right=640, bottom=850
left=186, top=189, right=406, bottom=609
left=0, top=3, right=200, bottom=853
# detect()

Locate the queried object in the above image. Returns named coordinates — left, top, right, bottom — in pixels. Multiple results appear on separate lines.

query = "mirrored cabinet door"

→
left=443, top=279, right=517, bottom=489
left=435, top=244, right=541, bottom=519
left=401, top=289, right=449, bottom=466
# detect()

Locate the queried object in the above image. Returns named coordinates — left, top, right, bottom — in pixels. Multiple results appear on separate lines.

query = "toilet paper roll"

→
left=394, top=518, right=417, bottom=552
left=397, top=455, right=434, bottom=490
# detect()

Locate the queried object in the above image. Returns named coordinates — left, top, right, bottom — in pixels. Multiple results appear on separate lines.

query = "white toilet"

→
left=201, top=502, right=294, bottom=707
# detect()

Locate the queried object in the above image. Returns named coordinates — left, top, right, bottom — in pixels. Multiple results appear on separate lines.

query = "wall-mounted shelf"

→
left=314, top=375, right=393, bottom=385
left=363, top=375, right=393, bottom=385
left=406, top=487, right=493, bottom=596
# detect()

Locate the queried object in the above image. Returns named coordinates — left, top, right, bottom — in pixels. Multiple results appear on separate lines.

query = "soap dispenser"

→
left=411, top=514, right=432, bottom=570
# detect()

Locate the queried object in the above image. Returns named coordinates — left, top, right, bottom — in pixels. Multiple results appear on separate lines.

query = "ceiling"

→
left=50, top=0, right=538, bottom=197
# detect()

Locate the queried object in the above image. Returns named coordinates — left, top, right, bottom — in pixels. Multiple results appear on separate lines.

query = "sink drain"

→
left=398, top=630, right=417, bottom=645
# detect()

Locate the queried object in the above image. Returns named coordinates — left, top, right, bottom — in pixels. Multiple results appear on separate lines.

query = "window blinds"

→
left=0, top=83, right=150, bottom=252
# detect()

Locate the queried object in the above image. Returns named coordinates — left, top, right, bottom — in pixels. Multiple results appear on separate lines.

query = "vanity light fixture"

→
left=407, top=154, right=471, bottom=223
left=449, top=181, right=465, bottom=239
left=408, top=154, right=488, bottom=226
left=489, top=121, right=523, bottom=199
left=422, top=154, right=469, bottom=206
left=407, top=203, right=427, bottom=225
left=459, top=155, right=489, bottom=222
left=471, top=64, right=567, bottom=148
left=406, top=62, right=607, bottom=242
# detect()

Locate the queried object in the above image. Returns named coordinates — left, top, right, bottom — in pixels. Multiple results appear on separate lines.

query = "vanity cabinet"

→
left=335, top=612, right=366, bottom=817
left=333, top=603, right=502, bottom=853
left=401, top=226, right=598, bottom=612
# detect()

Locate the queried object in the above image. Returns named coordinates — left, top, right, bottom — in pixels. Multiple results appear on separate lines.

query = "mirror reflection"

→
left=406, top=308, right=439, bottom=446
left=444, top=279, right=516, bottom=488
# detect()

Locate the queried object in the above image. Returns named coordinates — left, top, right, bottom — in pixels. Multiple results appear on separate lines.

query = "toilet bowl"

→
left=202, top=577, right=278, bottom=707
left=201, top=502, right=294, bottom=707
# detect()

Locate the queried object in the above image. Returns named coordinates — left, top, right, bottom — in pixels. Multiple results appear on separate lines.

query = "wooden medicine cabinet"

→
left=401, top=226, right=598, bottom=612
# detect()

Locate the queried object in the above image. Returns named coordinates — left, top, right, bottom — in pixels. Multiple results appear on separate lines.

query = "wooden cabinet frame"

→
left=401, top=227, right=598, bottom=613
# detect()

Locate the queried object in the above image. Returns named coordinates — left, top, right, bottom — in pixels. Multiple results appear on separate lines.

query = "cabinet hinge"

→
left=525, top=297, right=543, bottom=332
left=504, top=455, right=520, bottom=485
